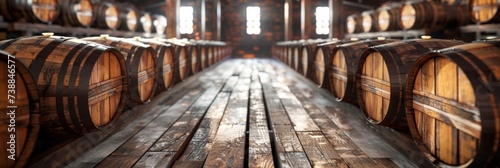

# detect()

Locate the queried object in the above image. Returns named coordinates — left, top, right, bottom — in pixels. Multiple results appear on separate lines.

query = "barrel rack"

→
left=345, top=23, right=500, bottom=41
left=0, top=16, right=162, bottom=38
left=460, top=23, right=500, bottom=40
left=344, top=29, right=425, bottom=39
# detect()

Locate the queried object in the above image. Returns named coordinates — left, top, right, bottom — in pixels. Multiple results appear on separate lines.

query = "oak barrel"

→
left=400, top=1, right=469, bottom=30
left=139, top=12, right=154, bottom=33
left=207, top=45, right=215, bottom=66
left=117, top=3, right=139, bottom=31
left=292, top=45, right=301, bottom=71
left=405, top=41, right=500, bottom=167
left=0, top=35, right=127, bottom=136
left=440, top=0, right=470, bottom=5
left=470, top=0, right=500, bottom=23
left=58, top=0, right=95, bottom=27
left=361, top=10, right=377, bottom=33
left=153, top=14, right=167, bottom=35
left=83, top=36, right=158, bottom=106
left=0, top=50, right=40, bottom=168
left=136, top=38, right=175, bottom=95
left=187, top=43, right=199, bottom=75
left=356, top=38, right=464, bottom=127
left=376, top=3, right=401, bottom=31
left=0, top=0, right=59, bottom=23
left=330, top=39, right=398, bottom=105
left=313, top=40, right=344, bottom=89
left=300, top=40, right=327, bottom=80
left=92, top=2, right=121, bottom=30
left=346, top=14, right=362, bottom=34
left=199, top=45, right=208, bottom=70
left=163, top=39, right=189, bottom=83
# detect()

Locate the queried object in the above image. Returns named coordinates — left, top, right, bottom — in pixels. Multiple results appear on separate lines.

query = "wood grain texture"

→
left=297, top=132, right=349, bottom=167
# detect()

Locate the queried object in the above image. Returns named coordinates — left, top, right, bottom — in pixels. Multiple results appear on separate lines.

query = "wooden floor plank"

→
left=373, top=158, right=400, bottom=168
left=172, top=93, right=231, bottom=168
left=221, top=76, right=239, bottom=92
left=248, top=87, right=274, bottom=168
left=261, top=82, right=302, bottom=153
left=297, top=132, right=349, bottom=167
left=280, top=152, right=312, bottom=168
left=64, top=105, right=170, bottom=168
left=344, top=158, right=382, bottom=168
left=95, top=88, right=205, bottom=168
left=203, top=124, right=247, bottom=167
left=203, top=77, right=250, bottom=167
left=133, top=152, right=175, bottom=168
left=288, top=86, right=371, bottom=159
left=142, top=82, right=226, bottom=167
left=149, top=84, right=225, bottom=153
left=262, top=64, right=320, bottom=132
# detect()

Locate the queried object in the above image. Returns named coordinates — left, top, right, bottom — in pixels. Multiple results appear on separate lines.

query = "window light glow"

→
left=246, top=6, right=261, bottom=35
left=180, top=6, right=193, bottom=34
left=315, top=6, right=330, bottom=35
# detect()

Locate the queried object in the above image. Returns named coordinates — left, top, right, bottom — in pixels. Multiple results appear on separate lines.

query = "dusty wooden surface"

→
left=36, top=58, right=427, bottom=168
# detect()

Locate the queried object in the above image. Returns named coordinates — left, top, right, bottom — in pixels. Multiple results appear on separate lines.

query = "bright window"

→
left=315, top=6, right=329, bottom=35
left=179, top=6, right=193, bottom=34
left=246, top=6, right=261, bottom=35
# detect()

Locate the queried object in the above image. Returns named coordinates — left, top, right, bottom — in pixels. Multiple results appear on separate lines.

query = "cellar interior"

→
left=0, top=0, right=499, bottom=167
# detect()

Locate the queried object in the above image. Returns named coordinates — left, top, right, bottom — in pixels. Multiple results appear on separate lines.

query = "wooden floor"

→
left=32, top=58, right=423, bottom=168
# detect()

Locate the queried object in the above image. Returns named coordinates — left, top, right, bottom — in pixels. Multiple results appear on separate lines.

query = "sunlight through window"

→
left=315, top=6, right=329, bottom=35
left=246, top=6, right=261, bottom=35
left=180, top=6, right=193, bottom=34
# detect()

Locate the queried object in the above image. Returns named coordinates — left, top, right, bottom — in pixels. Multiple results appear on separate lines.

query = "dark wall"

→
left=221, top=0, right=285, bottom=58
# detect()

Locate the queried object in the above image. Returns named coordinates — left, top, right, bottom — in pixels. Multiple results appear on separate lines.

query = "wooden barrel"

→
left=0, top=50, right=40, bottom=168
left=117, top=3, right=139, bottom=31
left=361, top=10, right=377, bottom=33
left=313, top=40, right=344, bottom=89
left=376, top=3, right=401, bottom=31
left=188, top=44, right=199, bottom=75
left=139, top=12, right=154, bottom=33
left=470, top=0, right=500, bottom=23
left=163, top=40, right=189, bottom=83
left=136, top=38, right=175, bottom=95
left=0, top=35, right=127, bottom=136
left=405, top=41, right=500, bottom=167
left=207, top=46, right=214, bottom=66
left=329, top=39, right=398, bottom=105
left=400, top=1, right=469, bottom=30
left=82, top=36, right=157, bottom=106
left=286, top=46, right=294, bottom=66
left=440, top=0, right=470, bottom=5
left=300, top=40, right=327, bottom=80
left=292, top=45, right=301, bottom=71
left=92, top=2, right=121, bottom=30
left=346, top=14, right=362, bottom=34
left=153, top=14, right=167, bottom=35
left=0, top=0, right=59, bottom=23
left=58, top=0, right=95, bottom=27
left=214, top=46, right=220, bottom=63
left=200, top=45, right=208, bottom=70
left=356, top=38, right=464, bottom=127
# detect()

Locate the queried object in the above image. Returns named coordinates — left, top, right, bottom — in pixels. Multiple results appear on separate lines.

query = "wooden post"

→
left=284, top=0, right=292, bottom=41
left=200, top=0, right=206, bottom=40
left=166, top=0, right=180, bottom=38
left=329, top=0, right=342, bottom=39
left=301, top=0, right=312, bottom=39
left=216, top=0, right=221, bottom=41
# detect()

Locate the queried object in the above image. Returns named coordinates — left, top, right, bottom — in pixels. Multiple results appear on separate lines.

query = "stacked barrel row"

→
left=0, top=0, right=168, bottom=34
left=346, top=0, right=500, bottom=34
left=273, top=37, right=500, bottom=167
left=0, top=34, right=231, bottom=168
